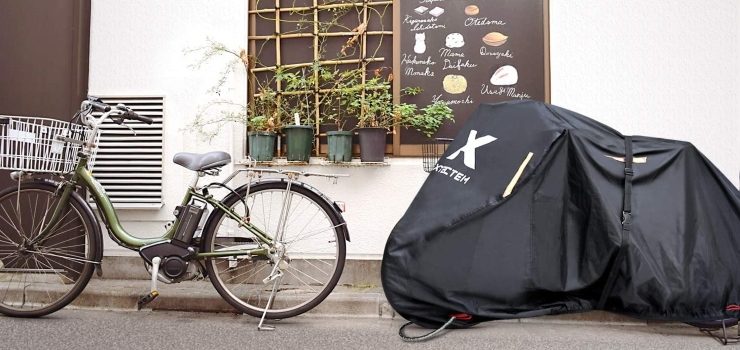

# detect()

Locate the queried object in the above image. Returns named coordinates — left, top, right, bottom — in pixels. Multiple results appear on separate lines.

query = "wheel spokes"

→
left=210, top=187, right=342, bottom=315
left=0, top=188, right=91, bottom=313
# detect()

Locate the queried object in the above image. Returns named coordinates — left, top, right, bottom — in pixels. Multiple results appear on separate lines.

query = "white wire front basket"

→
left=0, top=116, right=100, bottom=174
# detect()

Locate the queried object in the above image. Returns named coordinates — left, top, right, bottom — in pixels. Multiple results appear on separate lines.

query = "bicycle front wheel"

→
left=0, top=181, right=96, bottom=317
left=202, top=181, right=346, bottom=319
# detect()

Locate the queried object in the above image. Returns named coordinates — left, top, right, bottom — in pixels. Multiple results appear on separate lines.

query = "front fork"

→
left=29, top=181, right=76, bottom=246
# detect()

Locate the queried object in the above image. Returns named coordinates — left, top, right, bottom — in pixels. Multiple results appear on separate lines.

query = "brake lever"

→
left=112, top=115, right=137, bottom=135
left=123, top=122, right=137, bottom=136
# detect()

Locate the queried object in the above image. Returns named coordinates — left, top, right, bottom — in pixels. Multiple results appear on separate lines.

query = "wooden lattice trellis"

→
left=248, top=0, right=393, bottom=155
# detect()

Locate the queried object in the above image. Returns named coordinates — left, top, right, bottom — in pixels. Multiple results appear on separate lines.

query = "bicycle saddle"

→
left=173, top=151, right=231, bottom=171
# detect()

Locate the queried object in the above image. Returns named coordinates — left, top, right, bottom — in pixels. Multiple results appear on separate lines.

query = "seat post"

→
left=190, top=171, right=203, bottom=189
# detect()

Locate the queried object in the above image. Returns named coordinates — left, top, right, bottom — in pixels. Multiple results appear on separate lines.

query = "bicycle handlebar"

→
left=116, top=104, right=153, bottom=124
left=124, top=111, right=153, bottom=124
left=86, top=96, right=111, bottom=112
left=89, top=101, right=111, bottom=112
left=80, top=98, right=153, bottom=127
left=76, top=98, right=153, bottom=153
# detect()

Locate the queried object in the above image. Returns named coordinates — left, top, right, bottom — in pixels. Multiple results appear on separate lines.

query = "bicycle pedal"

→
left=136, top=291, right=160, bottom=310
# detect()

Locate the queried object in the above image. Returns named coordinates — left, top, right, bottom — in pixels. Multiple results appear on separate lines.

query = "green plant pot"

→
left=248, top=131, right=276, bottom=162
left=358, top=127, right=387, bottom=163
left=284, top=125, right=313, bottom=162
left=327, top=131, right=353, bottom=162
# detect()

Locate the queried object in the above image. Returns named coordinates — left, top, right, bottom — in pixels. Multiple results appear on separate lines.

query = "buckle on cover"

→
left=624, top=167, right=634, bottom=176
left=621, top=211, right=632, bottom=225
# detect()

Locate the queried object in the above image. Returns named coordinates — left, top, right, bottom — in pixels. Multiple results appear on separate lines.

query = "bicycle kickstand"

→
left=138, top=256, right=161, bottom=310
left=257, top=269, right=283, bottom=331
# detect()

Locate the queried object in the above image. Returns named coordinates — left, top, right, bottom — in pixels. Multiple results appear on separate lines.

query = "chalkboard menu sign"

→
left=396, top=0, right=549, bottom=148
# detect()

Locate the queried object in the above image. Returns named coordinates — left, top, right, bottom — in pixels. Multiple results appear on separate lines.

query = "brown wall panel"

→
left=0, top=0, right=90, bottom=188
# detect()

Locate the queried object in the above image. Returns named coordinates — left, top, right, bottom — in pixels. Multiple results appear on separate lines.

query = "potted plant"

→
left=346, top=77, right=389, bottom=162
left=185, top=41, right=285, bottom=161
left=348, top=76, right=422, bottom=162
left=323, top=68, right=363, bottom=162
left=278, top=68, right=317, bottom=162
left=248, top=87, right=280, bottom=161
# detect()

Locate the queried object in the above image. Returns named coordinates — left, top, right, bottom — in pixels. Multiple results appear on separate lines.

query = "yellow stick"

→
left=503, top=152, right=534, bottom=198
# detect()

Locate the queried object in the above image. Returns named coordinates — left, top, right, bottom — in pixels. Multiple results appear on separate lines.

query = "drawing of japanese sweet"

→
left=414, top=6, right=428, bottom=15
left=465, top=5, right=479, bottom=16
left=445, top=33, right=465, bottom=48
left=429, top=7, right=445, bottom=17
left=443, top=75, right=468, bottom=94
left=414, top=32, right=427, bottom=54
left=483, top=32, right=508, bottom=46
left=490, top=65, right=518, bottom=86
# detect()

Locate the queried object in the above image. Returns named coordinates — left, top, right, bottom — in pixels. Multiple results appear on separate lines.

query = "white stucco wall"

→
left=550, top=1, right=739, bottom=184
left=89, top=1, right=739, bottom=258
left=89, top=0, right=248, bottom=254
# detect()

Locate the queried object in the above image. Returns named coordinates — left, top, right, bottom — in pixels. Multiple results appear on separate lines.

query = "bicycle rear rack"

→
left=221, top=166, right=349, bottom=186
left=422, top=138, right=453, bottom=173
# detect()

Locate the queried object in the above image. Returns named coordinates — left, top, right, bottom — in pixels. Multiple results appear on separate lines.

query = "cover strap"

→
left=622, top=136, right=634, bottom=228
left=597, top=136, right=634, bottom=309
left=399, top=316, right=457, bottom=342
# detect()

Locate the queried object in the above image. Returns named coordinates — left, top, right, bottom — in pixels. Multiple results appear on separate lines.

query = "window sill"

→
left=236, top=157, right=391, bottom=167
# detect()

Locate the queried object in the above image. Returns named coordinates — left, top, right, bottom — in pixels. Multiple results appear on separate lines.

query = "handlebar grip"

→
left=123, top=111, right=153, bottom=124
left=90, top=101, right=111, bottom=112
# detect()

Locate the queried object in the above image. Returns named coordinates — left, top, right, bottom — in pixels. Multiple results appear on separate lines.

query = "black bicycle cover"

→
left=382, top=100, right=740, bottom=328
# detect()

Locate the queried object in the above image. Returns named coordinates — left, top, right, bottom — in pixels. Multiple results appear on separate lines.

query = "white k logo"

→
left=446, top=130, right=497, bottom=169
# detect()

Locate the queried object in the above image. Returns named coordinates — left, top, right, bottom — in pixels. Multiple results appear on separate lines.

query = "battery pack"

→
left=173, top=205, right=205, bottom=245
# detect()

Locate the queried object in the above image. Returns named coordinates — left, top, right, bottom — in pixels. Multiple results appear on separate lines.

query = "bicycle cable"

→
left=203, top=182, right=249, bottom=214
left=398, top=316, right=456, bottom=342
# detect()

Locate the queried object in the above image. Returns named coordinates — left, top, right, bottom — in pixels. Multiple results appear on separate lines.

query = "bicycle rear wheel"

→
left=0, top=182, right=96, bottom=317
left=202, top=181, right=346, bottom=319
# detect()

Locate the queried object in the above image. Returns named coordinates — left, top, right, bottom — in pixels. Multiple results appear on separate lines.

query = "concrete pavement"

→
left=74, top=279, right=703, bottom=327
left=74, top=279, right=650, bottom=326
left=0, top=309, right=728, bottom=350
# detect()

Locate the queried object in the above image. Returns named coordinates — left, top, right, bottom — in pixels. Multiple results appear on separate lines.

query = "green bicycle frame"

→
left=33, top=153, right=271, bottom=259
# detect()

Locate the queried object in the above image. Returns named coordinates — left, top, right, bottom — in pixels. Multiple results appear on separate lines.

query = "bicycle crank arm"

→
left=138, top=256, right=162, bottom=309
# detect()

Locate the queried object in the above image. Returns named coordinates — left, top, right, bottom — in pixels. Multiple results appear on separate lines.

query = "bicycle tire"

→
left=202, top=181, right=346, bottom=319
left=0, top=181, right=97, bottom=317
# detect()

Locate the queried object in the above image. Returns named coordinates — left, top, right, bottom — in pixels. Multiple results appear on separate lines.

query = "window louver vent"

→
left=91, top=96, right=164, bottom=209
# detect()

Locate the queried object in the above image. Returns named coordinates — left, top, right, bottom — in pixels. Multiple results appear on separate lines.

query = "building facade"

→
left=88, top=0, right=739, bottom=260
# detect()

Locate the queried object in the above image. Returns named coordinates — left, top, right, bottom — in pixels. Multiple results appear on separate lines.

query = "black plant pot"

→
left=358, top=127, right=387, bottom=163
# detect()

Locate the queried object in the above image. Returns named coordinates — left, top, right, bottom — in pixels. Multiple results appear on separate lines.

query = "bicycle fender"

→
left=224, top=179, right=350, bottom=242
